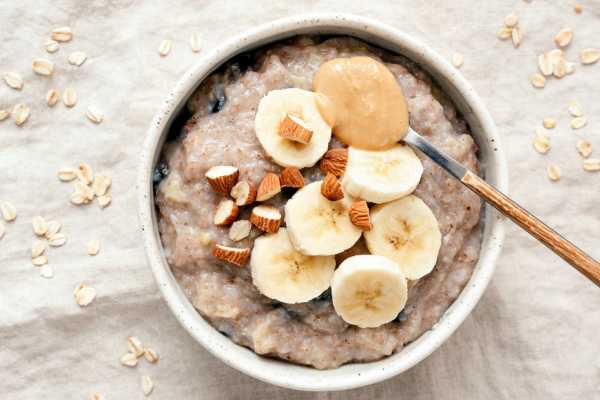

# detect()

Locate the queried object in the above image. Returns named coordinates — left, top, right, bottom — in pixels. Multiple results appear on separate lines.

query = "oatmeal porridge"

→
left=155, top=36, right=482, bottom=369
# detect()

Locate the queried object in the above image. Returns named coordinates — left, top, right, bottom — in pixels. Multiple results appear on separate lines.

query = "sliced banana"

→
left=331, top=255, right=407, bottom=328
left=255, top=88, right=332, bottom=168
left=364, top=195, right=441, bottom=280
left=342, top=144, right=423, bottom=203
left=285, top=181, right=361, bottom=256
left=250, top=228, right=335, bottom=304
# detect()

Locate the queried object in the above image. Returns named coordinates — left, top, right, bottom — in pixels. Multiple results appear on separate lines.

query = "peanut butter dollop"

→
left=313, top=56, right=409, bottom=150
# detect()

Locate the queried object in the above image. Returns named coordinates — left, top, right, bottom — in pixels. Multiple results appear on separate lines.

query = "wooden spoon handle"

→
left=462, top=170, right=600, bottom=286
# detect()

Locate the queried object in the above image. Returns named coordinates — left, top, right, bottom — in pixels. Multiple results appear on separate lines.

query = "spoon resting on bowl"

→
left=403, top=128, right=600, bottom=287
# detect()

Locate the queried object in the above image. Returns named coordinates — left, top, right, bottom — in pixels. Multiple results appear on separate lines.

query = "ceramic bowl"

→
left=137, top=13, right=507, bottom=391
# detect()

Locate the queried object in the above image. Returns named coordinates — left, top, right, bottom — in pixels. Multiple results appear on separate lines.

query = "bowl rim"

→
left=137, top=13, right=508, bottom=392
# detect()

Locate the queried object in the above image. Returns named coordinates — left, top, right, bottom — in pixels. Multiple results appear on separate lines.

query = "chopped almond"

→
left=250, top=205, right=281, bottom=233
left=205, top=165, right=239, bottom=195
left=213, top=244, right=250, bottom=267
left=229, top=220, right=252, bottom=242
left=321, top=173, right=344, bottom=201
left=319, top=148, right=348, bottom=177
left=279, top=167, right=304, bottom=188
left=213, top=199, right=239, bottom=226
left=349, top=201, right=372, bottom=231
left=256, top=173, right=281, bottom=201
left=278, top=114, right=313, bottom=144
left=230, top=180, right=256, bottom=206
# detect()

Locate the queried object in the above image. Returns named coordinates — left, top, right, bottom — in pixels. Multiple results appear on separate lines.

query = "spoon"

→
left=403, top=128, right=600, bottom=287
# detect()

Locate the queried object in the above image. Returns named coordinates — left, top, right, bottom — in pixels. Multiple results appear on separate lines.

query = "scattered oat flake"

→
left=13, top=103, right=30, bottom=126
left=565, top=62, right=576, bottom=75
left=511, top=26, right=522, bottom=48
left=542, top=118, right=556, bottom=129
left=63, top=87, right=77, bottom=107
left=39, top=264, right=54, bottom=279
left=77, top=163, right=94, bottom=185
left=97, top=195, right=112, bottom=208
left=4, top=72, right=23, bottom=90
left=74, top=284, right=97, bottom=307
left=58, top=167, right=77, bottom=181
left=553, top=58, right=567, bottom=78
left=32, top=58, right=54, bottom=76
left=571, top=116, right=586, bottom=129
left=190, top=32, right=202, bottom=52
left=574, top=3, right=583, bottom=13
left=70, top=192, right=86, bottom=205
left=504, top=13, right=518, bottom=28
left=120, top=352, right=138, bottom=367
left=533, top=128, right=550, bottom=154
left=45, top=40, right=59, bottom=53
left=1, top=202, right=17, bottom=222
left=92, top=175, right=111, bottom=196
left=554, top=28, right=573, bottom=48
left=46, top=89, right=60, bottom=107
left=0, top=109, right=9, bottom=121
left=75, top=181, right=95, bottom=202
left=0, top=223, right=5, bottom=239
left=141, top=375, right=153, bottom=396
left=48, top=233, right=67, bottom=247
left=32, top=255, right=48, bottom=266
left=90, top=394, right=105, bottom=400
left=581, top=48, right=600, bottom=65
left=51, top=26, right=72, bottom=42
left=548, top=49, right=564, bottom=65
left=451, top=52, right=463, bottom=68
left=576, top=140, right=592, bottom=158
left=86, top=106, right=103, bottom=124
left=497, top=27, right=512, bottom=40
left=529, top=73, right=545, bottom=88
left=32, top=216, right=48, bottom=236
left=45, top=220, right=61, bottom=238
left=32, top=241, right=45, bottom=258
left=547, top=163, right=561, bottom=181
left=568, top=101, right=583, bottom=117
left=583, top=159, right=600, bottom=172
left=127, top=336, right=145, bottom=357
left=158, top=39, right=171, bottom=57
left=87, top=239, right=100, bottom=256
left=68, top=51, right=87, bottom=66
left=144, top=347, right=159, bottom=363
left=538, top=53, right=553, bottom=76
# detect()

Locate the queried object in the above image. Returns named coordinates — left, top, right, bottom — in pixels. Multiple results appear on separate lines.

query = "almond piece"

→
left=278, top=114, right=313, bottom=144
left=230, top=181, right=256, bottom=206
left=256, top=173, right=281, bottom=201
left=205, top=165, right=239, bottom=195
left=279, top=167, right=304, bottom=188
left=213, top=244, right=250, bottom=267
left=319, top=148, right=348, bottom=177
left=213, top=199, right=239, bottom=226
left=229, top=219, right=251, bottom=242
left=348, top=200, right=372, bottom=231
left=321, top=173, right=344, bottom=201
left=250, top=205, right=281, bottom=233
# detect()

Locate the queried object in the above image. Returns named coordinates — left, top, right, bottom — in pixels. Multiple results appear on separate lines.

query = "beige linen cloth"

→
left=2, top=1, right=600, bottom=398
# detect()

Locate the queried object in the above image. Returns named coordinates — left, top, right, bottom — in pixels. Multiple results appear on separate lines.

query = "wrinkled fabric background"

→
left=1, top=1, right=600, bottom=399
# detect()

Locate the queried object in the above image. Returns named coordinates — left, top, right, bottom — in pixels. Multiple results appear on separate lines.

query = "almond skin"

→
left=213, top=199, right=239, bottom=226
left=230, top=180, right=257, bottom=206
left=321, top=173, right=344, bottom=201
left=279, top=167, right=304, bottom=188
left=256, top=173, right=281, bottom=201
left=250, top=205, right=281, bottom=233
left=278, top=114, right=313, bottom=144
left=319, top=148, right=348, bottom=178
left=213, top=244, right=250, bottom=267
left=205, top=165, right=239, bottom=195
left=348, top=200, right=372, bottom=231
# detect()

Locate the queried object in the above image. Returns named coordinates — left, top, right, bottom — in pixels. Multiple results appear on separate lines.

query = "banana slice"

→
left=250, top=228, right=335, bottom=304
left=255, top=88, right=332, bottom=168
left=364, top=195, right=441, bottom=280
left=342, top=144, right=423, bottom=203
left=285, top=181, right=361, bottom=256
left=331, top=255, right=407, bottom=328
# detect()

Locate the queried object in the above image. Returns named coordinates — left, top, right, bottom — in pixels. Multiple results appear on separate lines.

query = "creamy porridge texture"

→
left=155, top=36, right=482, bottom=369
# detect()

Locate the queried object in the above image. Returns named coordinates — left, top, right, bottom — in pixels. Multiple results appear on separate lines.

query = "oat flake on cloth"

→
left=1, top=1, right=599, bottom=399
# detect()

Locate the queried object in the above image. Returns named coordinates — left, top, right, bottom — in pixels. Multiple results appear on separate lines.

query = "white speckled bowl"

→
left=137, top=13, right=507, bottom=392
